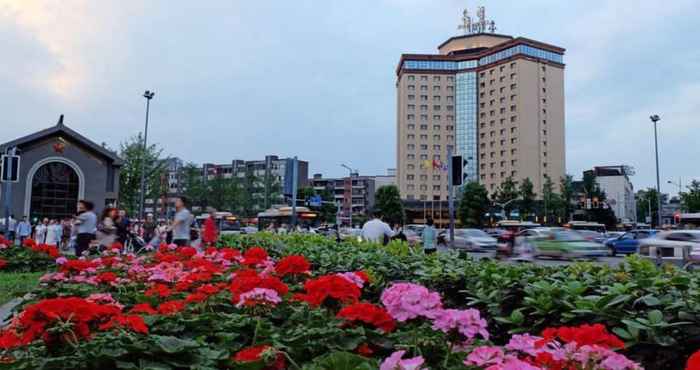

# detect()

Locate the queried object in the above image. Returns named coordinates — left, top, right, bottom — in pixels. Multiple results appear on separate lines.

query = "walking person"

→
left=421, top=217, right=437, bottom=254
left=96, top=207, right=118, bottom=249
left=61, top=218, right=72, bottom=251
left=142, top=213, right=157, bottom=245
left=170, top=196, right=193, bottom=247
left=201, top=207, right=218, bottom=247
left=34, top=218, right=49, bottom=244
left=74, top=200, right=97, bottom=257
left=360, top=211, right=394, bottom=244
left=115, top=209, right=130, bottom=245
left=15, top=216, right=32, bottom=245
left=5, top=215, right=17, bottom=243
left=45, top=219, right=60, bottom=246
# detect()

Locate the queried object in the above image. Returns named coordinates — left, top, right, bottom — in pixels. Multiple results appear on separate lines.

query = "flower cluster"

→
left=380, top=350, right=426, bottom=370
left=23, top=239, right=60, bottom=258
left=274, top=255, right=311, bottom=277
left=293, top=274, right=361, bottom=306
left=380, top=282, right=442, bottom=321
left=337, top=302, right=396, bottom=333
left=232, top=345, right=286, bottom=370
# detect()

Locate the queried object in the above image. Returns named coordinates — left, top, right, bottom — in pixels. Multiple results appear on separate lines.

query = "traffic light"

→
left=451, top=155, right=463, bottom=186
left=1, top=155, right=20, bottom=183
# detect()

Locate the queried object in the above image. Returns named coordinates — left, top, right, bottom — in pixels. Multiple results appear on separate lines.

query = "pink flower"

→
left=599, top=351, right=641, bottom=370
left=380, top=283, right=442, bottom=322
left=236, top=288, right=282, bottom=308
left=432, top=308, right=489, bottom=341
left=55, top=256, right=68, bottom=265
left=505, top=334, right=541, bottom=356
left=491, top=357, right=543, bottom=370
left=380, top=350, right=425, bottom=370
left=464, top=346, right=504, bottom=367
left=337, top=272, right=366, bottom=288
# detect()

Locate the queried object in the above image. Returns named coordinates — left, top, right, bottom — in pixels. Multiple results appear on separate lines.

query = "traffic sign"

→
left=309, top=195, right=322, bottom=207
left=1, top=155, right=20, bottom=183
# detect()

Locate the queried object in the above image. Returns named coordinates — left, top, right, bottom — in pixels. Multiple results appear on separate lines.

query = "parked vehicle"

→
left=639, top=230, right=700, bottom=270
left=577, top=230, right=605, bottom=243
left=605, top=229, right=658, bottom=256
left=446, top=229, right=498, bottom=251
left=522, top=229, right=608, bottom=260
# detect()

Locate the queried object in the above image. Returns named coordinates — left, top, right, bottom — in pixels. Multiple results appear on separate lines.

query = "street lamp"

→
left=649, top=114, right=662, bottom=227
left=139, top=90, right=155, bottom=221
left=493, top=198, right=517, bottom=220
left=341, top=164, right=356, bottom=227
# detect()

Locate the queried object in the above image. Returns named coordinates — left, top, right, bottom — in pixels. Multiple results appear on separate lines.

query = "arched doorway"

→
left=30, top=162, right=80, bottom=220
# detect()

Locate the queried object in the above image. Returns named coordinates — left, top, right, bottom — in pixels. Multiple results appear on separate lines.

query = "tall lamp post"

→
left=341, top=164, right=356, bottom=227
left=650, top=114, right=662, bottom=228
left=139, top=90, right=155, bottom=221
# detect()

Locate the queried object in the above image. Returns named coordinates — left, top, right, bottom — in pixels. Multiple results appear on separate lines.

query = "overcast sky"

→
left=1, top=0, right=698, bottom=195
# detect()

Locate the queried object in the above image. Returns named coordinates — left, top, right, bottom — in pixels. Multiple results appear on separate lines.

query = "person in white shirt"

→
left=361, top=211, right=394, bottom=244
left=34, top=218, right=49, bottom=244
left=45, top=219, right=60, bottom=246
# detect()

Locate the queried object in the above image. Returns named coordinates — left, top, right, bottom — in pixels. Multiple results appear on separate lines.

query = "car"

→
left=576, top=230, right=605, bottom=243
left=639, top=230, right=700, bottom=269
left=522, top=229, right=608, bottom=260
left=598, top=231, right=624, bottom=244
left=605, top=229, right=658, bottom=256
left=448, top=229, right=498, bottom=251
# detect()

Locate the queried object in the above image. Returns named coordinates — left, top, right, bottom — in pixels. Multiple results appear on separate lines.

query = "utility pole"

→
left=650, top=114, right=662, bottom=227
left=290, top=157, right=298, bottom=228
left=139, top=90, right=155, bottom=220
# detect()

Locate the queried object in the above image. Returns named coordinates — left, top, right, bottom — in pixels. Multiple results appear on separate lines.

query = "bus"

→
left=565, top=221, right=607, bottom=233
left=195, top=212, right=242, bottom=236
left=256, top=206, right=319, bottom=231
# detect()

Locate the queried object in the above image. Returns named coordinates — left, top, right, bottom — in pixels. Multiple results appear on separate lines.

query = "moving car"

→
left=448, top=229, right=498, bottom=251
left=522, top=229, right=608, bottom=260
left=639, top=230, right=700, bottom=269
left=605, top=229, right=658, bottom=256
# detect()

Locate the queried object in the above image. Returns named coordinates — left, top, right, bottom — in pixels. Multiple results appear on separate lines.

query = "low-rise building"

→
left=584, top=166, right=636, bottom=222
left=310, top=173, right=376, bottom=224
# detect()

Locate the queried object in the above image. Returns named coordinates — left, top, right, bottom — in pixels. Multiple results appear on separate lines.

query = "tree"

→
left=681, top=180, right=700, bottom=212
left=180, top=163, right=206, bottom=209
left=493, top=176, right=518, bottom=218
left=559, top=175, right=575, bottom=222
left=518, top=178, right=536, bottom=219
left=374, top=185, right=404, bottom=226
left=458, top=182, right=489, bottom=227
left=118, top=133, right=167, bottom=215
left=636, top=188, right=660, bottom=227
left=542, top=174, right=562, bottom=224
left=206, top=176, right=240, bottom=212
left=319, top=188, right=337, bottom=224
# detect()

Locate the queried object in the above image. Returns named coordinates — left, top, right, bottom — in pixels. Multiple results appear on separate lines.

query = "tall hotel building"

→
left=396, top=16, right=566, bottom=202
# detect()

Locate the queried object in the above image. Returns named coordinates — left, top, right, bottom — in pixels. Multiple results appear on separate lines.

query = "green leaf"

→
left=152, top=335, right=199, bottom=354
left=612, top=327, right=634, bottom=340
left=604, top=294, right=632, bottom=308
left=304, top=351, right=378, bottom=370
left=622, top=319, right=648, bottom=330
left=636, top=295, right=661, bottom=307
left=648, top=309, right=664, bottom=324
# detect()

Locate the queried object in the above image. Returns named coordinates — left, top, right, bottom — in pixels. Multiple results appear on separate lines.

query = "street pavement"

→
left=439, top=247, right=625, bottom=267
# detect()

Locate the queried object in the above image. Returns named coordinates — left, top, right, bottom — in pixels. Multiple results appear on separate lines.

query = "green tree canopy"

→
left=681, top=180, right=700, bottom=212
left=118, top=133, right=167, bottom=215
left=518, top=178, right=536, bottom=219
left=636, top=188, right=660, bottom=227
left=493, top=176, right=518, bottom=218
left=458, top=181, right=489, bottom=227
left=559, top=175, right=574, bottom=222
left=374, top=185, right=404, bottom=226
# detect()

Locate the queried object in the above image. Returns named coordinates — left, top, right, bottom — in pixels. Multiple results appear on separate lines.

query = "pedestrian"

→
left=142, top=213, right=157, bottom=245
left=202, top=207, right=218, bottom=247
left=170, top=196, right=193, bottom=246
left=96, top=207, right=118, bottom=249
left=360, top=211, right=394, bottom=243
left=392, top=224, right=408, bottom=242
left=115, top=209, right=130, bottom=245
left=15, top=216, right=32, bottom=245
left=74, top=200, right=97, bottom=257
left=45, top=219, right=60, bottom=246
left=6, top=215, right=17, bottom=242
left=422, top=217, right=437, bottom=254
left=61, top=218, right=72, bottom=250
left=34, top=218, right=49, bottom=244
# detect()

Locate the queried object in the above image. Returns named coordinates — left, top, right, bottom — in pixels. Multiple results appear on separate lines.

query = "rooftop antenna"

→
left=457, top=9, right=472, bottom=35
left=56, top=114, right=64, bottom=126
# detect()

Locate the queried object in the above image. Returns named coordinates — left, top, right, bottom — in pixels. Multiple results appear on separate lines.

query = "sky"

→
left=1, top=0, right=698, bottom=196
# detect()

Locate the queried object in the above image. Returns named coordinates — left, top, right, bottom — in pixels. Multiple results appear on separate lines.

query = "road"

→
left=438, top=248, right=625, bottom=267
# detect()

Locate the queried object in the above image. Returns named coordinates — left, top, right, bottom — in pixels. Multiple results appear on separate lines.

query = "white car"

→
left=450, top=229, right=498, bottom=251
left=638, top=230, right=700, bottom=269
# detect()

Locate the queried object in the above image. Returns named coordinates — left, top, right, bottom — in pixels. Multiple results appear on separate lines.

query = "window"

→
left=490, top=110, right=495, bottom=116
left=433, top=114, right=441, bottom=120
left=543, top=140, right=547, bottom=146
left=433, top=125, right=440, bottom=130
left=420, top=154, right=428, bottom=160
left=420, top=184, right=427, bottom=190
left=433, top=154, right=441, bottom=160
left=407, top=194, right=415, bottom=200
left=542, top=108, right=547, bottom=114
left=408, top=95, right=415, bottom=100
left=480, top=92, right=485, bottom=98
left=510, top=127, right=516, bottom=133
left=420, top=124, right=428, bottom=130
left=511, top=159, right=517, bottom=166
left=480, top=72, right=485, bottom=78
left=433, top=105, right=441, bottom=111
left=420, top=76, right=428, bottom=81
left=420, top=134, right=428, bottom=140
left=433, top=76, right=440, bottom=82
left=510, top=62, right=516, bottom=69
left=480, top=133, right=486, bottom=139
left=510, top=116, right=517, bottom=122
left=500, top=139, right=505, bottom=145
left=446, top=86, right=454, bottom=92
left=447, top=135, right=454, bottom=141
left=420, top=174, right=428, bottom=180
left=543, top=129, right=547, bottom=135
left=407, top=75, right=415, bottom=81
left=490, top=131, right=495, bottom=137
left=500, top=129, right=505, bottom=135
left=543, top=162, right=548, bottom=168
left=446, top=76, right=454, bottom=82
left=480, top=82, right=486, bottom=88
left=510, top=105, right=516, bottom=112
left=407, top=114, right=414, bottom=120
left=500, top=150, right=505, bottom=156
left=407, top=184, right=414, bottom=190
left=408, top=104, right=415, bottom=110
left=511, top=148, right=517, bottom=155
left=511, top=138, right=517, bottom=144
left=447, top=144, right=454, bottom=151
left=489, top=69, right=494, bottom=75
left=500, top=171, right=505, bottom=177
left=510, top=73, right=516, bottom=80
left=433, top=95, right=441, bottom=101
left=499, top=66, right=505, bottom=72
left=500, top=108, right=506, bottom=114
left=446, top=105, right=453, bottom=111
left=543, top=119, right=547, bottom=125
left=543, top=151, right=547, bottom=157
left=542, top=98, right=547, bottom=104
left=500, top=97, right=505, bottom=103
left=433, top=135, right=440, bottom=140
left=420, top=114, right=428, bottom=121
left=480, top=102, right=486, bottom=108
left=511, top=170, right=517, bottom=177
left=446, top=96, right=454, bottom=102
left=446, top=115, right=454, bottom=121
left=490, top=78, right=495, bottom=85
left=541, top=65, right=546, bottom=72
left=446, top=125, right=454, bottom=131
left=510, top=94, right=517, bottom=101
left=420, top=144, right=428, bottom=150
left=432, top=175, right=441, bottom=181
left=408, top=124, right=415, bottom=130
left=480, top=164, right=486, bottom=170
left=407, top=134, right=415, bottom=140
left=433, top=86, right=440, bottom=91
left=419, top=195, right=427, bottom=201
left=407, top=144, right=415, bottom=150
left=499, top=76, right=505, bottom=82
left=542, top=77, right=546, bottom=83
left=406, top=174, right=414, bottom=180
left=420, top=85, right=428, bottom=91
left=420, top=95, right=428, bottom=101
left=542, top=87, right=546, bottom=93
left=500, top=161, right=505, bottom=167
left=489, top=89, right=495, bottom=96
left=407, top=154, right=415, bottom=160
left=408, top=85, right=415, bottom=91
left=481, top=174, right=486, bottom=180
left=433, top=185, right=441, bottom=191
left=420, top=104, right=428, bottom=111
left=499, top=87, right=505, bottom=93
left=510, top=83, right=517, bottom=90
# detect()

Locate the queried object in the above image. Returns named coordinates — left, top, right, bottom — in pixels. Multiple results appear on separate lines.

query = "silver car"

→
left=451, top=229, right=498, bottom=251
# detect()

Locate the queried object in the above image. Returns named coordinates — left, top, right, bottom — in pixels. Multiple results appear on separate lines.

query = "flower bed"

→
left=0, top=234, right=698, bottom=368
left=0, top=238, right=60, bottom=273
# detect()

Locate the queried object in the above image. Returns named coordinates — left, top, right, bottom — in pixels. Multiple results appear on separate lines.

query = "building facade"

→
left=396, top=24, right=565, bottom=201
left=310, top=173, right=376, bottom=223
left=0, top=116, right=122, bottom=221
left=374, top=168, right=397, bottom=190
left=587, top=166, right=636, bottom=222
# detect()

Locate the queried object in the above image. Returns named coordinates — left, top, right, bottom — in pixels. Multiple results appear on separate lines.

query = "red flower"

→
left=219, top=248, right=241, bottom=261
left=0, top=258, right=7, bottom=270
left=130, top=303, right=157, bottom=315
left=233, top=345, right=285, bottom=369
left=539, top=324, right=624, bottom=350
left=202, top=217, right=218, bottom=245
left=293, top=274, right=361, bottom=307
left=99, top=315, right=148, bottom=334
left=354, top=271, right=370, bottom=283
left=337, top=302, right=396, bottom=333
left=275, top=255, right=311, bottom=276
left=96, top=272, right=118, bottom=284
left=59, top=259, right=98, bottom=274
left=242, top=247, right=268, bottom=265
left=356, top=343, right=374, bottom=357
left=178, top=246, right=197, bottom=258
left=229, top=270, right=288, bottom=302
left=157, top=300, right=186, bottom=315
left=687, top=350, right=700, bottom=370
left=145, top=283, right=172, bottom=298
